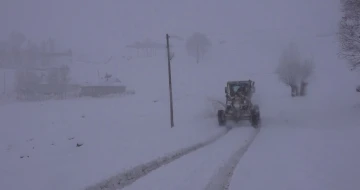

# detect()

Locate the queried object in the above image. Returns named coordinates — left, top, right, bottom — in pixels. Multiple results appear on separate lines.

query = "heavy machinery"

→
left=217, top=80, right=260, bottom=128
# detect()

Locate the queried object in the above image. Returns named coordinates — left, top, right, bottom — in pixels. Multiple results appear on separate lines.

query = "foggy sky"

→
left=0, top=0, right=341, bottom=59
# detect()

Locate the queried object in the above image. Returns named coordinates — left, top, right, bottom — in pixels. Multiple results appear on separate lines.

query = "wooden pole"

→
left=3, top=71, right=6, bottom=94
left=166, top=34, right=174, bottom=127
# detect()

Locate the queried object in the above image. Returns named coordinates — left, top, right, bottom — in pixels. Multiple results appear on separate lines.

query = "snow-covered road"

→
left=122, top=126, right=259, bottom=190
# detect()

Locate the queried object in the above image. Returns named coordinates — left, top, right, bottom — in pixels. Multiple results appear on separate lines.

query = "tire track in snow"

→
left=85, top=127, right=232, bottom=190
left=204, top=126, right=261, bottom=190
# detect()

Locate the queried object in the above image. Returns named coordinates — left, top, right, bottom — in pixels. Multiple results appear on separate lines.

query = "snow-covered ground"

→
left=229, top=97, right=360, bottom=190
left=122, top=127, right=258, bottom=190
left=0, top=91, right=225, bottom=190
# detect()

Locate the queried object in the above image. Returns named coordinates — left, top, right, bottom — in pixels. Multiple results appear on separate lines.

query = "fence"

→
left=0, top=69, right=17, bottom=98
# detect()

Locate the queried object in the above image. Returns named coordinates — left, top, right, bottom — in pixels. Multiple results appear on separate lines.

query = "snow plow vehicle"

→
left=217, top=80, right=260, bottom=128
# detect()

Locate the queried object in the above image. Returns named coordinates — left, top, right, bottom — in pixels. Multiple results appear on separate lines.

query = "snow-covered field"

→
left=0, top=83, right=225, bottom=190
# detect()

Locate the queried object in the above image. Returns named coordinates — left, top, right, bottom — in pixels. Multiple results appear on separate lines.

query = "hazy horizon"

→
left=1, top=0, right=342, bottom=60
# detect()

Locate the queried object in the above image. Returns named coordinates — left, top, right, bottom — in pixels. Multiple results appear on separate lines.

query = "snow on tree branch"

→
left=276, top=43, right=314, bottom=97
left=185, top=32, right=212, bottom=64
left=338, top=0, right=360, bottom=70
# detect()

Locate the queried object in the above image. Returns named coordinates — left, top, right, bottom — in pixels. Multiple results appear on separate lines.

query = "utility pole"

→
left=3, top=71, right=5, bottom=94
left=166, top=34, right=174, bottom=127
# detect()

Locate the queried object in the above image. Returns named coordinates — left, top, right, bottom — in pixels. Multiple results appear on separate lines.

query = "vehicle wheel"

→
left=217, top=110, right=226, bottom=126
left=251, top=114, right=260, bottom=128
left=251, top=106, right=261, bottom=128
left=252, top=105, right=260, bottom=112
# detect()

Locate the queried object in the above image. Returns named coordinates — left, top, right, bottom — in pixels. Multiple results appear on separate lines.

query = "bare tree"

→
left=276, top=43, right=301, bottom=96
left=299, top=57, right=314, bottom=96
left=8, top=31, right=26, bottom=65
left=25, top=40, right=40, bottom=66
left=338, top=0, right=360, bottom=70
left=59, top=65, right=71, bottom=84
left=276, top=43, right=314, bottom=97
left=15, top=70, right=42, bottom=100
left=185, top=32, right=212, bottom=63
left=47, top=65, right=70, bottom=84
left=9, top=31, right=26, bottom=49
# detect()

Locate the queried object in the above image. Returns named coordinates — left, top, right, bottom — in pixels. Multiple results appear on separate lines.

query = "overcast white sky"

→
left=0, top=0, right=341, bottom=59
